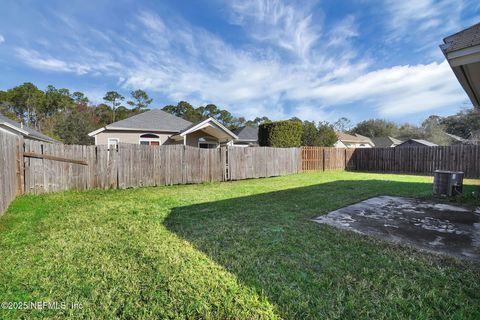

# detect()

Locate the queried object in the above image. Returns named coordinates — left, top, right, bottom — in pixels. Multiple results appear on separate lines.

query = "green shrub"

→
left=258, top=120, right=303, bottom=147
left=317, top=122, right=338, bottom=147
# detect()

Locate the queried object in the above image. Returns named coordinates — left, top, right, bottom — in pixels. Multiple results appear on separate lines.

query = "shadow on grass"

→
left=164, top=179, right=480, bottom=319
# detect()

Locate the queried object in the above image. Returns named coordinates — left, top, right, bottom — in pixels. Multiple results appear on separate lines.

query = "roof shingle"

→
left=441, top=22, right=480, bottom=54
left=0, top=113, right=57, bottom=143
left=105, top=109, right=192, bottom=132
left=232, top=126, right=258, bottom=141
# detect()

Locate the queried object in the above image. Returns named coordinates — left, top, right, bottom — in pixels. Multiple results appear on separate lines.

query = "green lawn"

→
left=0, top=172, right=479, bottom=319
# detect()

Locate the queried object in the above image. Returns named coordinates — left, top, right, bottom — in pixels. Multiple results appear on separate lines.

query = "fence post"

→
left=322, top=148, right=326, bottom=171
left=15, top=137, right=25, bottom=195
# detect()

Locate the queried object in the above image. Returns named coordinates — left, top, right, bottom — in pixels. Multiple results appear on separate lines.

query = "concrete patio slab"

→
left=313, top=196, right=480, bottom=261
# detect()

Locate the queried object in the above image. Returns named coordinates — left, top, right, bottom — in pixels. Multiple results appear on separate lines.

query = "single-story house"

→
left=88, top=109, right=238, bottom=148
left=444, top=132, right=468, bottom=145
left=396, top=139, right=438, bottom=148
left=371, top=136, right=403, bottom=148
left=468, top=129, right=480, bottom=144
left=231, top=125, right=258, bottom=147
left=334, top=132, right=374, bottom=148
left=0, top=113, right=57, bottom=143
left=441, top=23, right=480, bottom=108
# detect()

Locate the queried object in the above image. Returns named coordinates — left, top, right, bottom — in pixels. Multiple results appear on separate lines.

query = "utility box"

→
left=433, top=170, right=464, bottom=196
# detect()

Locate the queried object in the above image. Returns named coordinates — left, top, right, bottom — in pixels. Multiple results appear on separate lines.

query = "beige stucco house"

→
left=88, top=109, right=238, bottom=148
left=334, top=132, right=374, bottom=148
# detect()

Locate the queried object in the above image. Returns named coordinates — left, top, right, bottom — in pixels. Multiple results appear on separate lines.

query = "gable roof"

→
left=397, top=139, right=438, bottom=147
left=469, top=129, right=480, bottom=138
left=232, top=126, right=258, bottom=141
left=89, top=109, right=192, bottom=136
left=371, top=136, right=403, bottom=147
left=441, top=23, right=480, bottom=54
left=172, top=117, right=238, bottom=140
left=444, top=132, right=467, bottom=143
left=336, top=132, right=373, bottom=145
left=0, top=113, right=57, bottom=143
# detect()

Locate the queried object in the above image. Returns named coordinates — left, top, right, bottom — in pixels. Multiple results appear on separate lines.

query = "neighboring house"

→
left=334, top=132, right=374, bottom=148
left=231, top=126, right=258, bottom=147
left=441, top=23, right=480, bottom=108
left=88, top=109, right=237, bottom=148
left=0, top=113, right=57, bottom=143
left=468, top=129, right=480, bottom=145
left=371, top=136, right=403, bottom=148
left=445, top=132, right=468, bottom=145
left=396, top=139, right=438, bottom=148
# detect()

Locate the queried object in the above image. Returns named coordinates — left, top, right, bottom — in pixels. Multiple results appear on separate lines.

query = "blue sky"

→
left=0, top=0, right=479, bottom=125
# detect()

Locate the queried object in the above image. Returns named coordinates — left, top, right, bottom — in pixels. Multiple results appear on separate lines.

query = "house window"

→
left=139, top=133, right=161, bottom=146
left=107, top=138, right=119, bottom=149
left=198, top=137, right=218, bottom=149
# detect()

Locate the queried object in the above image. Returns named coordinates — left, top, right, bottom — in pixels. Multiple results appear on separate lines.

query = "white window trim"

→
left=139, top=138, right=161, bottom=145
left=139, top=133, right=161, bottom=145
left=198, top=141, right=219, bottom=149
left=108, top=138, right=119, bottom=149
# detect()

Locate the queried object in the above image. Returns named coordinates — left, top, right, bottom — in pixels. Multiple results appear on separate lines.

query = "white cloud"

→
left=384, top=0, right=465, bottom=45
left=0, top=35, right=4, bottom=44
left=291, top=61, right=466, bottom=116
left=326, top=15, right=359, bottom=48
left=12, top=1, right=469, bottom=123
left=228, top=0, right=320, bottom=60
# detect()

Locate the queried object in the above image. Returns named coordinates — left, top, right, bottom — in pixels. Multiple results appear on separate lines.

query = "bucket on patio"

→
left=433, top=170, right=464, bottom=197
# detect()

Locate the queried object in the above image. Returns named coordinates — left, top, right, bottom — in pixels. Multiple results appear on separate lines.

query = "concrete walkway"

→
left=313, top=196, right=480, bottom=261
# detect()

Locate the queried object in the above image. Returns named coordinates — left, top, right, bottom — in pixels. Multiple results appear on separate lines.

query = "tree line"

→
left=348, top=110, right=480, bottom=145
left=0, top=83, right=272, bottom=145
left=1, top=82, right=478, bottom=146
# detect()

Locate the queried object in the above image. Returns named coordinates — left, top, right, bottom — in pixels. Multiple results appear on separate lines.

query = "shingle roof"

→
left=398, top=139, right=438, bottom=147
left=336, top=132, right=373, bottom=144
left=444, top=133, right=467, bottom=142
left=105, top=109, right=192, bottom=132
left=232, top=126, right=258, bottom=141
left=371, top=136, right=403, bottom=147
left=0, top=113, right=57, bottom=143
left=441, top=22, right=480, bottom=54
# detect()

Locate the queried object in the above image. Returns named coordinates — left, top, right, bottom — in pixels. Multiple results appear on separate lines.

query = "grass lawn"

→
left=0, top=171, right=479, bottom=319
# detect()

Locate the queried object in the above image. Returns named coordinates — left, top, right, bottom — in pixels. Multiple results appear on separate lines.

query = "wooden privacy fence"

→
left=301, top=145, right=480, bottom=178
left=21, top=143, right=225, bottom=194
left=350, top=145, right=480, bottom=178
left=301, top=147, right=355, bottom=171
left=228, top=147, right=301, bottom=180
left=16, top=139, right=301, bottom=197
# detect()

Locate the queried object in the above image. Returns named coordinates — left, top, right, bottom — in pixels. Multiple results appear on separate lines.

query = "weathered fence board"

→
left=227, top=147, right=300, bottom=180
left=21, top=142, right=230, bottom=195
left=302, top=147, right=351, bottom=171
left=302, top=146, right=480, bottom=179
left=351, top=145, right=480, bottom=178
left=0, top=131, right=21, bottom=215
